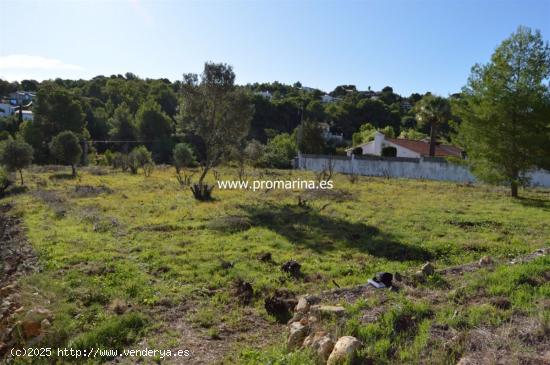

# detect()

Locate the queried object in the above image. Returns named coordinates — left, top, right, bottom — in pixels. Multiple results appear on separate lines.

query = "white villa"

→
left=346, top=131, right=464, bottom=158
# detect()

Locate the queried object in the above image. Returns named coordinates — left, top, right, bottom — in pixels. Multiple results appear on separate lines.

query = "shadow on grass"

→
left=49, top=173, right=76, bottom=180
left=515, top=196, right=550, bottom=211
left=0, top=185, right=29, bottom=198
left=240, top=203, right=432, bottom=262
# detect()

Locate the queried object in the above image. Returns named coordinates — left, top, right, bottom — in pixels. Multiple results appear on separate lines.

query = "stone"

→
left=40, top=319, right=51, bottom=331
left=421, top=262, right=435, bottom=276
left=0, top=284, right=16, bottom=297
left=287, top=321, right=309, bottom=351
left=310, top=305, right=346, bottom=317
left=287, top=312, right=304, bottom=325
left=295, top=297, right=310, bottom=313
left=479, top=255, right=492, bottom=266
left=281, top=260, right=301, bottom=278
left=375, top=272, right=393, bottom=287
left=303, top=331, right=335, bottom=363
left=327, top=336, right=362, bottom=365
left=316, top=335, right=335, bottom=363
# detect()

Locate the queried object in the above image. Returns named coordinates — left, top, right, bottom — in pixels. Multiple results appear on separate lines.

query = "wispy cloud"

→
left=0, top=55, right=82, bottom=71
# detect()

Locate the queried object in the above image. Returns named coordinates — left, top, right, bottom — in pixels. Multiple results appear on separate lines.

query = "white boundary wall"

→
left=295, top=154, right=550, bottom=188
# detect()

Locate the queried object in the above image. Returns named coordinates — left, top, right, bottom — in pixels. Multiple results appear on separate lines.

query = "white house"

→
left=0, top=103, right=33, bottom=121
left=319, top=122, right=344, bottom=142
left=255, top=90, right=272, bottom=100
left=0, top=103, right=17, bottom=118
left=346, top=131, right=464, bottom=158
left=321, top=94, right=340, bottom=103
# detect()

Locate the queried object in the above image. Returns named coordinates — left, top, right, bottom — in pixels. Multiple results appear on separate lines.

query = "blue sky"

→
left=0, top=0, right=549, bottom=95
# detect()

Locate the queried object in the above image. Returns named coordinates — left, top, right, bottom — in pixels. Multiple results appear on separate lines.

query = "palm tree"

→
left=414, top=94, right=451, bottom=156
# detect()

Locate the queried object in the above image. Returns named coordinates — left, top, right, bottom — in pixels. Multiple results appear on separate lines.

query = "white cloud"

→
left=0, top=55, right=82, bottom=71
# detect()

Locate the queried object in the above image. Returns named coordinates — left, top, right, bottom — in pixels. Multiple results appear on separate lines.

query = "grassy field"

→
left=2, top=165, right=550, bottom=364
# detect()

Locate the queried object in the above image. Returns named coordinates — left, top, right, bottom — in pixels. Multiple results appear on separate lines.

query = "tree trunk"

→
left=429, top=122, right=436, bottom=157
left=19, top=170, right=24, bottom=185
left=71, top=165, right=76, bottom=177
left=511, top=180, right=519, bottom=198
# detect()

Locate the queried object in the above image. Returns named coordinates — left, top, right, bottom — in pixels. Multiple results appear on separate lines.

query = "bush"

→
left=172, top=143, right=196, bottom=173
left=111, top=152, right=129, bottom=171
left=128, top=146, right=153, bottom=175
left=262, top=133, right=297, bottom=169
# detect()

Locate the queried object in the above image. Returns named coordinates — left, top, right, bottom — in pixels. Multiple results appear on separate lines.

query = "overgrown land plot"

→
left=2, top=166, right=550, bottom=364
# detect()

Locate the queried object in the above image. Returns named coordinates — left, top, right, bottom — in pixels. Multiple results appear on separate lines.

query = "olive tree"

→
left=0, top=139, right=33, bottom=185
left=178, top=62, right=253, bottom=200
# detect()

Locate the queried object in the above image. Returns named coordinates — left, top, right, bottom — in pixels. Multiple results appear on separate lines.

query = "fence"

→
left=294, top=154, right=550, bottom=188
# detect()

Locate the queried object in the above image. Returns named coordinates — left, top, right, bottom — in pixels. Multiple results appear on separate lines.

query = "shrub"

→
left=0, top=139, right=33, bottom=184
left=111, top=152, right=129, bottom=171
left=128, top=146, right=153, bottom=175
left=172, top=143, right=196, bottom=173
left=262, top=133, right=297, bottom=169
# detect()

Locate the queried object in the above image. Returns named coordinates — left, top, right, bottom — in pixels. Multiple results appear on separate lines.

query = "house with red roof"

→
left=346, top=131, right=464, bottom=159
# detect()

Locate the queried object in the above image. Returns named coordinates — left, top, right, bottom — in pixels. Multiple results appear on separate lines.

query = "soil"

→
left=0, top=203, right=39, bottom=356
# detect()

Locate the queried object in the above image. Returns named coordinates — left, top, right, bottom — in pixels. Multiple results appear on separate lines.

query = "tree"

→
left=178, top=62, right=253, bottom=200
left=0, top=139, right=33, bottom=185
left=414, top=94, right=451, bottom=156
left=136, top=99, right=173, bottom=162
left=49, top=131, right=82, bottom=177
left=454, top=26, right=550, bottom=197
left=109, top=102, right=138, bottom=152
left=30, top=83, right=86, bottom=162
left=296, top=119, right=325, bottom=154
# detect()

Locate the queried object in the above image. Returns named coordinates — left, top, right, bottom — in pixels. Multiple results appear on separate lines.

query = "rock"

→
left=295, top=297, right=310, bottom=313
left=307, top=315, right=318, bottom=323
left=479, top=255, right=492, bottom=266
left=456, top=357, right=474, bottom=365
left=0, top=284, right=16, bottom=297
left=375, top=272, right=393, bottom=287
left=414, top=270, right=426, bottom=282
left=316, top=335, right=335, bottom=363
left=287, top=312, right=304, bottom=325
left=258, top=252, right=273, bottom=263
left=20, top=320, right=42, bottom=339
left=421, top=262, right=435, bottom=276
left=287, top=321, right=309, bottom=351
left=40, top=319, right=51, bottom=330
left=327, top=336, right=362, bottom=365
left=231, top=279, right=253, bottom=306
left=281, top=260, right=301, bottom=278
left=310, top=305, right=346, bottom=317
left=265, top=292, right=297, bottom=323
left=303, top=331, right=335, bottom=363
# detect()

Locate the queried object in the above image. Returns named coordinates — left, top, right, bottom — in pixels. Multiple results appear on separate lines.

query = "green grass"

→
left=5, top=166, right=550, bottom=363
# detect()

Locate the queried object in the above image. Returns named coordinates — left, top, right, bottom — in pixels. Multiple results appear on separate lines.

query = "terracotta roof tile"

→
left=386, top=137, right=463, bottom=158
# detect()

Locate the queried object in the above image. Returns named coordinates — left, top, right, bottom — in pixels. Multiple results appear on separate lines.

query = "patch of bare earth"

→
left=111, top=302, right=284, bottom=365
left=0, top=203, right=39, bottom=356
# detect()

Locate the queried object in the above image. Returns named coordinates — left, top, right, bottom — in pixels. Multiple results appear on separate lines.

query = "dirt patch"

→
left=72, top=184, right=114, bottom=198
left=0, top=203, right=39, bottom=356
